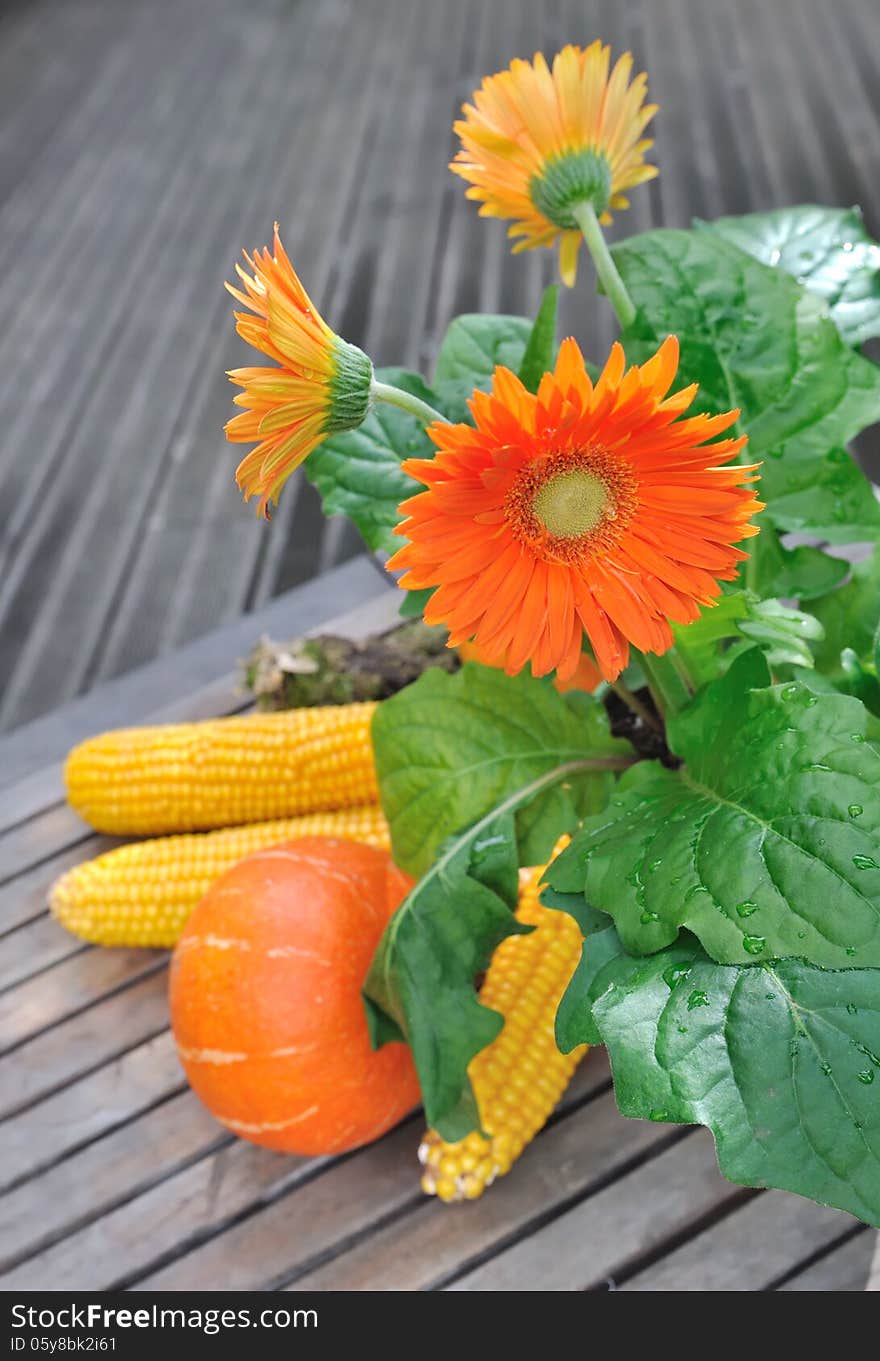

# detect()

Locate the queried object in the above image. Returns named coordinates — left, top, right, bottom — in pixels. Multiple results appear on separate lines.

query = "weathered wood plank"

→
left=0, top=916, right=85, bottom=995
left=0, top=1031, right=184, bottom=1190
left=0, top=947, right=166, bottom=1055
left=619, top=1190, right=856, bottom=1291
left=0, top=1089, right=225, bottom=1273
left=446, top=1130, right=737, bottom=1290
left=778, top=1230, right=874, bottom=1291
left=0, top=559, right=394, bottom=798
left=0, top=970, right=169, bottom=1120
left=134, top=1059, right=611, bottom=1293
left=288, top=1059, right=697, bottom=1294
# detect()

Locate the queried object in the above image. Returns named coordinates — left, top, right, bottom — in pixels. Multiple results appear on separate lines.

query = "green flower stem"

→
left=571, top=199, right=636, bottom=330
left=371, top=380, right=450, bottom=427
left=608, top=679, right=663, bottom=733
left=637, top=650, right=693, bottom=719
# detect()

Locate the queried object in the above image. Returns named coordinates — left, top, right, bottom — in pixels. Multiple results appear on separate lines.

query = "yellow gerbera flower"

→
left=452, top=43, right=658, bottom=286
left=225, top=225, right=372, bottom=517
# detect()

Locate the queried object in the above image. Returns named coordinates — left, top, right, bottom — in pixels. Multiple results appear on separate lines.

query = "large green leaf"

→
left=363, top=764, right=603, bottom=1140
left=558, top=924, right=880, bottom=1227
left=433, top=313, right=533, bottom=388
left=304, top=367, right=437, bottom=554
left=699, top=204, right=880, bottom=347
left=548, top=650, right=880, bottom=968
left=612, top=229, right=880, bottom=591
left=372, top=663, right=631, bottom=877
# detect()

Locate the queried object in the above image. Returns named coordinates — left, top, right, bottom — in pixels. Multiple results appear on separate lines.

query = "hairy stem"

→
left=372, top=379, right=449, bottom=427
left=572, top=199, right=637, bottom=330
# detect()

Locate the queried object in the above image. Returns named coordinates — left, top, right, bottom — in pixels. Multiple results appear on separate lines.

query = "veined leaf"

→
left=561, top=923, right=880, bottom=1227
left=372, top=663, right=631, bottom=877
left=699, top=204, right=880, bottom=347
left=612, top=229, right=880, bottom=593
left=363, top=762, right=603, bottom=1139
left=433, top=313, right=533, bottom=387
left=304, top=367, right=438, bottom=555
left=548, top=650, right=880, bottom=968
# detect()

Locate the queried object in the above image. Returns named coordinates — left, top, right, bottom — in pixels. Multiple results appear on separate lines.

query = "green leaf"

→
left=372, top=663, right=630, bottom=877
left=734, top=597, right=824, bottom=670
left=517, top=285, right=559, bottom=392
left=548, top=650, right=880, bottom=968
left=433, top=313, right=533, bottom=387
left=398, top=586, right=435, bottom=619
left=812, top=550, right=880, bottom=679
left=699, top=204, right=880, bottom=347
left=672, top=593, right=824, bottom=688
left=749, top=531, right=849, bottom=602
left=563, top=924, right=880, bottom=1227
left=612, top=229, right=880, bottom=591
left=364, top=765, right=597, bottom=1139
left=304, top=367, right=437, bottom=554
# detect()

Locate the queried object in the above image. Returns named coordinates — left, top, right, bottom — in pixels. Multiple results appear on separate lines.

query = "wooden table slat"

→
left=778, top=1230, right=874, bottom=1291
left=0, top=1032, right=185, bottom=1191
left=446, top=1131, right=739, bottom=1291
left=619, top=1190, right=857, bottom=1292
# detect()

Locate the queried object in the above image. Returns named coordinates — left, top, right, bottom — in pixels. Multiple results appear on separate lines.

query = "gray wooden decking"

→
left=2, top=0, right=879, bottom=733
left=0, top=565, right=876, bottom=1291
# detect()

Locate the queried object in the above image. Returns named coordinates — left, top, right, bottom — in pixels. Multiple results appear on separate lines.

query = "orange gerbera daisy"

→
left=225, top=225, right=372, bottom=516
left=388, top=337, right=762, bottom=683
left=452, top=43, right=657, bottom=285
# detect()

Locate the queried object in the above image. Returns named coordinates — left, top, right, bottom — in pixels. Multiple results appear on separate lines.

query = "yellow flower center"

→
left=532, top=469, right=609, bottom=538
left=504, top=448, right=637, bottom=565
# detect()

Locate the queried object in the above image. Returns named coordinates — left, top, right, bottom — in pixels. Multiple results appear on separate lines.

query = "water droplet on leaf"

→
left=849, top=805, right=863, bottom=818
left=743, top=935, right=766, bottom=955
left=853, top=855, right=877, bottom=870
left=858, top=1070, right=875, bottom=1085
left=687, top=989, right=710, bottom=1011
left=736, top=901, right=758, bottom=918
left=663, top=963, right=691, bottom=989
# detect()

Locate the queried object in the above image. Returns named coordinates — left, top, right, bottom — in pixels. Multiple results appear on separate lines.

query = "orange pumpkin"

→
left=169, top=836, right=420, bottom=1154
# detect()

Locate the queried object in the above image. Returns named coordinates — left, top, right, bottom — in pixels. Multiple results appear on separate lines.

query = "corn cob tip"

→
left=420, top=839, right=586, bottom=1204
left=49, top=804, right=390, bottom=948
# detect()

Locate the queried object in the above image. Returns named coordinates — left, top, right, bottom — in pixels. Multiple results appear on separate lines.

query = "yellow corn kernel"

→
left=64, top=704, right=379, bottom=835
left=50, top=804, right=389, bottom=948
left=420, top=841, right=586, bottom=1202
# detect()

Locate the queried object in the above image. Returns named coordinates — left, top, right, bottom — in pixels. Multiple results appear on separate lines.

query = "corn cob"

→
left=64, top=703, right=379, bottom=835
left=419, top=846, right=586, bottom=1202
left=50, top=804, right=389, bottom=948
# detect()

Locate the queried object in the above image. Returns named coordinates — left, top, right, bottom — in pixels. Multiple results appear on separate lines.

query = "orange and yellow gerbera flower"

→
left=452, top=43, right=658, bottom=285
left=225, top=225, right=372, bottom=517
left=388, top=337, right=762, bottom=683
